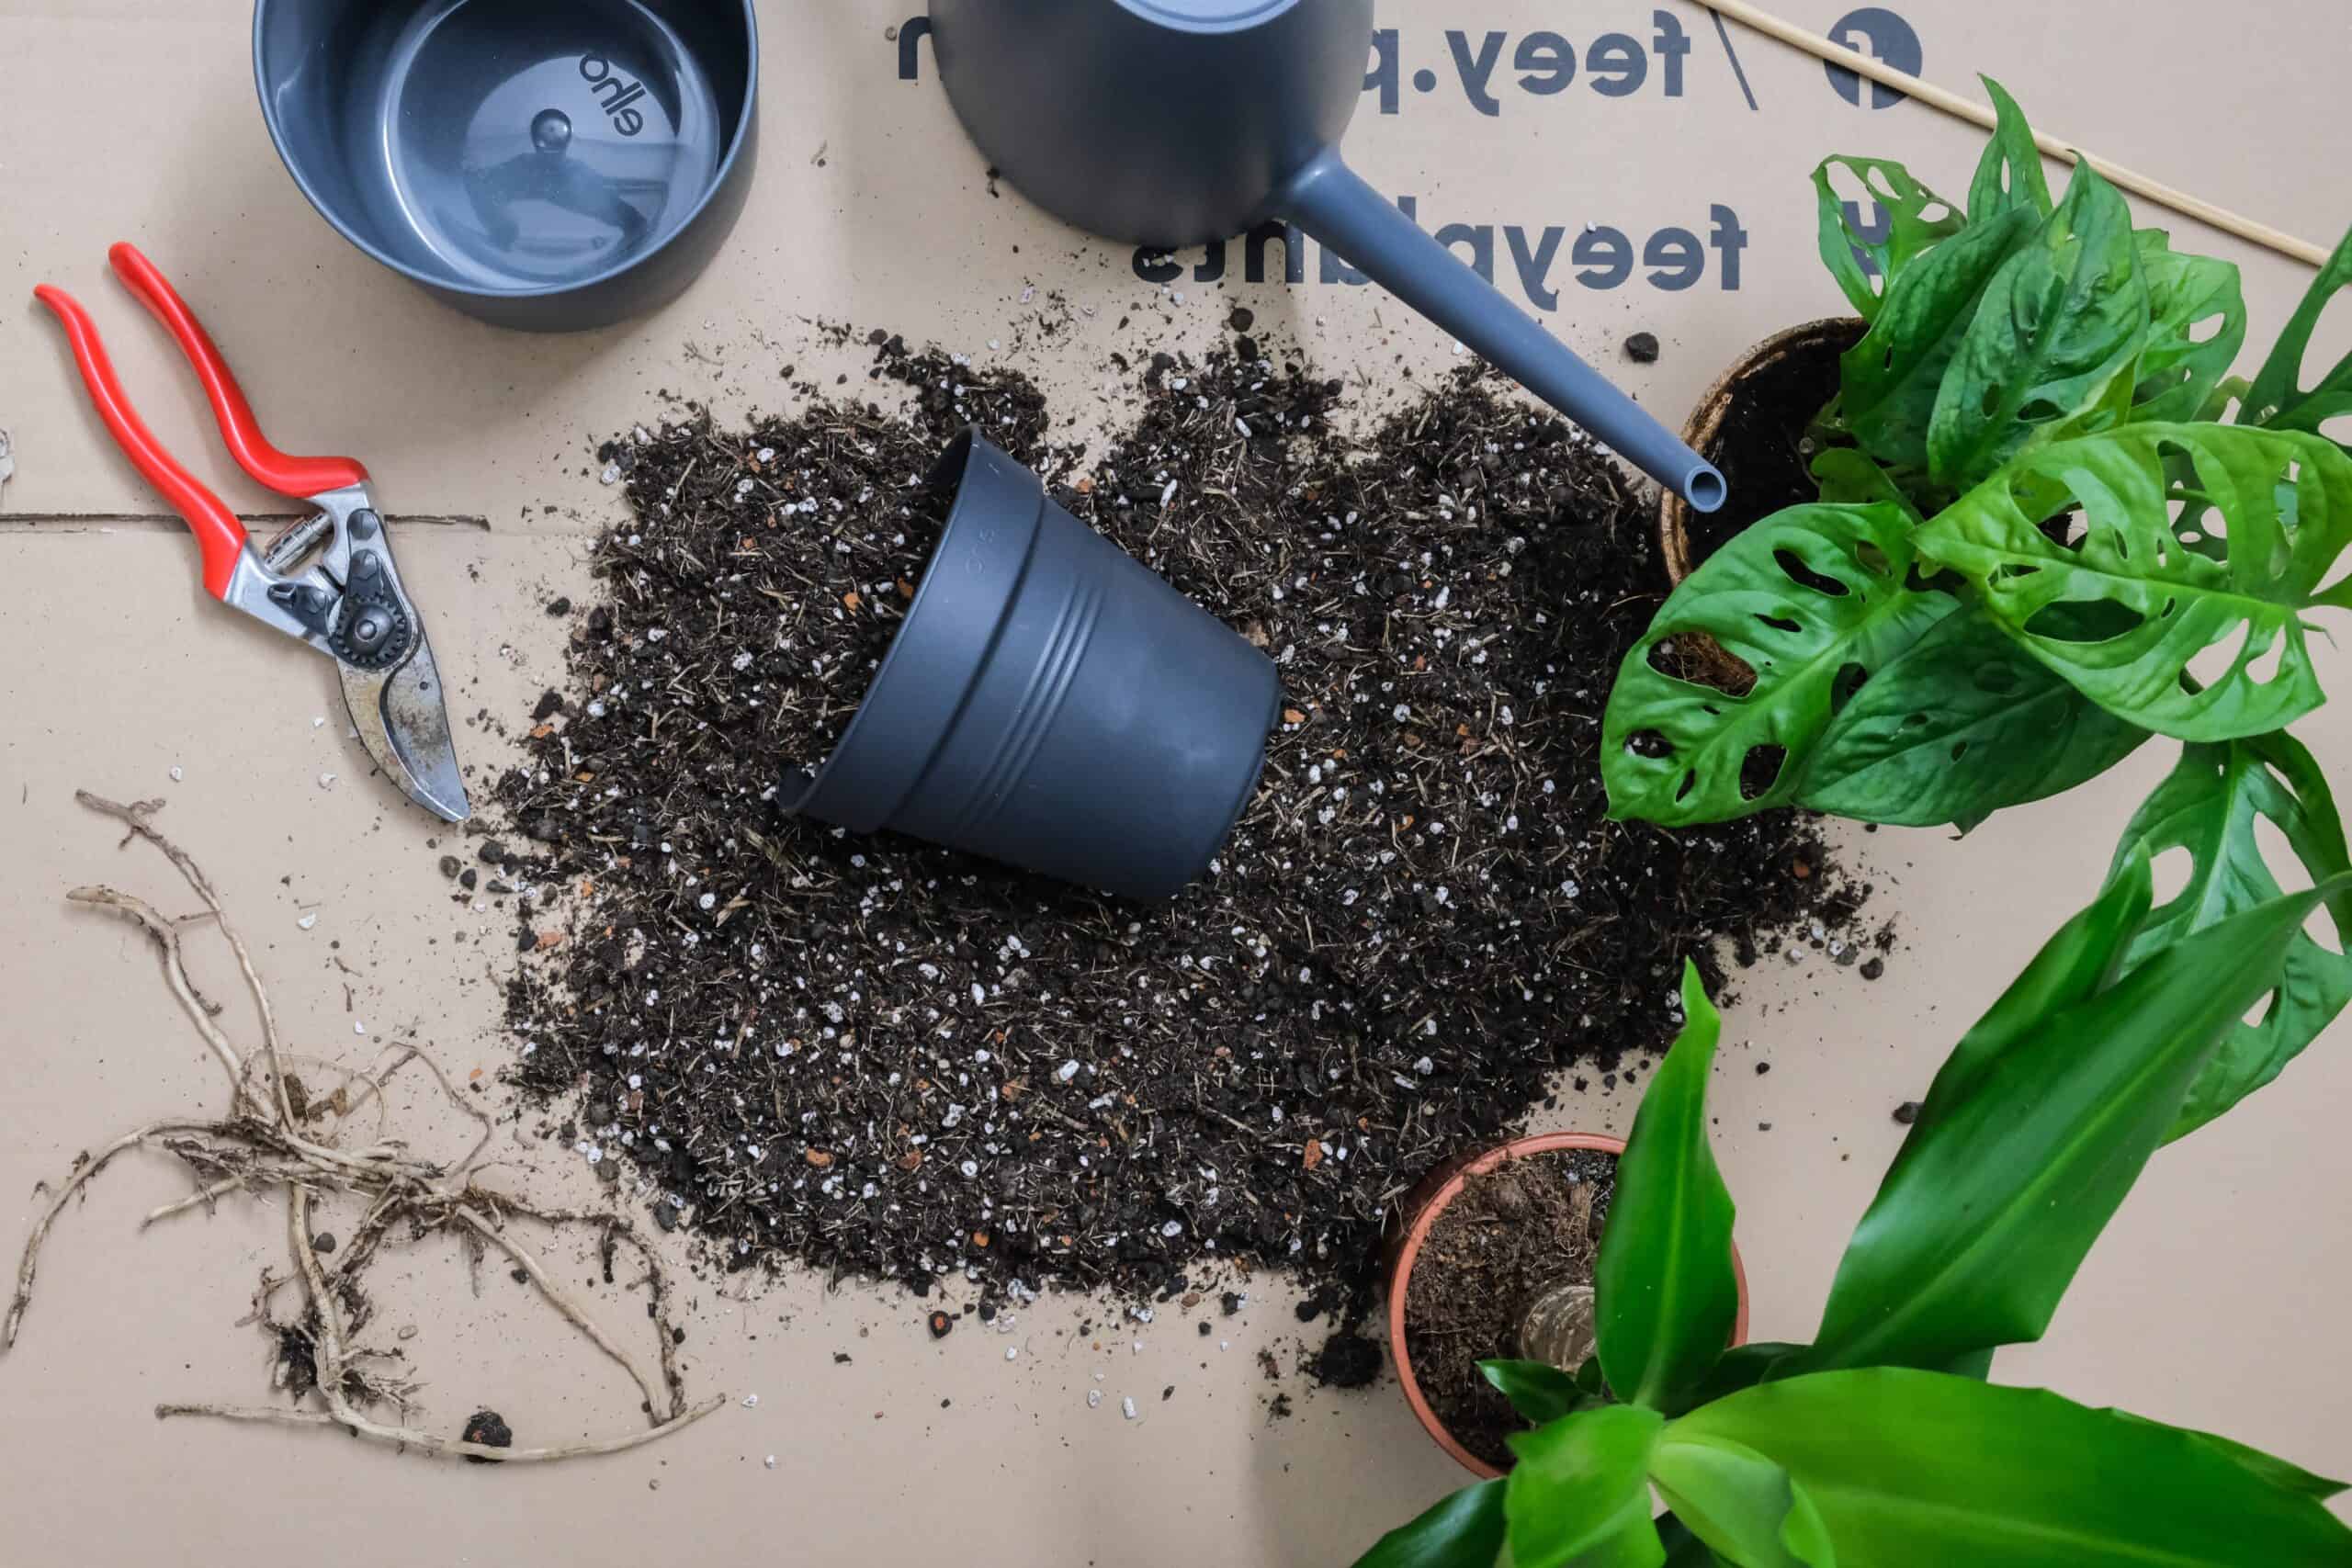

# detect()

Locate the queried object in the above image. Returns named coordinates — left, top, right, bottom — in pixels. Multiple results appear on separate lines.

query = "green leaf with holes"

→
left=1964, top=77, right=2053, bottom=222
left=2244, top=222, right=2352, bottom=448
left=1914, top=423, right=2352, bottom=742
left=1812, top=156, right=1966, bottom=321
left=1927, top=162, right=2151, bottom=490
left=1841, top=205, right=2043, bottom=474
left=2109, top=731, right=2352, bottom=1141
left=1797, top=603, right=2150, bottom=829
left=2131, top=232, right=2247, bottom=425
left=1601, top=504, right=1951, bottom=828
left=1809, top=448, right=1925, bottom=521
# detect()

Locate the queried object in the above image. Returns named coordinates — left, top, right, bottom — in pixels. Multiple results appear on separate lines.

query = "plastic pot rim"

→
left=777, top=425, right=1010, bottom=827
left=250, top=0, right=762, bottom=306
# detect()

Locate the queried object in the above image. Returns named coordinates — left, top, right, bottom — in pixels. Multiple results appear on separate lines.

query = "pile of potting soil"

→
left=493, top=333, right=1871, bottom=1306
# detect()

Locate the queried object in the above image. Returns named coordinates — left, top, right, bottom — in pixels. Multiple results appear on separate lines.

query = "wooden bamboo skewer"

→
left=1692, top=0, right=2332, bottom=267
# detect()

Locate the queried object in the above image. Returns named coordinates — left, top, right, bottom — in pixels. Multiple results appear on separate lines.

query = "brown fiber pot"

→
left=1657, top=316, right=1867, bottom=589
left=1383, top=1131, right=1752, bottom=1479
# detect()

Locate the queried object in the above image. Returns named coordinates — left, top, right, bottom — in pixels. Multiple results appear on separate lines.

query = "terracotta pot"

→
left=1657, top=316, right=1867, bottom=588
left=1383, top=1131, right=1752, bottom=1479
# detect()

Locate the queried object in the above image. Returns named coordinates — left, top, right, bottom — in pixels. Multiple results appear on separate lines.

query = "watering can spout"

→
left=1278, top=150, right=1726, bottom=513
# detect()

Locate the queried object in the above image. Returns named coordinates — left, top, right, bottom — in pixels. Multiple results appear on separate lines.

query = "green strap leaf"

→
left=1601, top=503, right=1951, bottom=827
left=1796, top=601, right=2150, bottom=830
left=1483, top=1359, right=1596, bottom=1427
left=1674, top=1370, right=2352, bottom=1566
left=1965, top=77, right=2053, bottom=221
left=1940, top=1346, right=1996, bottom=1381
left=2165, top=1423, right=2351, bottom=1502
left=1506, top=1405, right=1668, bottom=1568
left=1596, top=964, right=1739, bottom=1413
left=1927, top=161, right=2151, bottom=490
left=1841, top=205, right=2043, bottom=473
left=1804, top=873, right=2317, bottom=1373
left=1351, top=1479, right=1508, bottom=1568
left=1651, top=1435, right=1837, bottom=1568
left=2245, top=221, right=2352, bottom=446
left=1686, top=1343, right=1807, bottom=1408
left=1656, top=1515, right=1726, bottom=1568
left=2109, top=731, right=2352, bottom=1141
left=2131, top=231, right=2248, bottom=425
left=1915, top=423, right=2352, bottom=742
left=1939, top=851, right=2154, bottom=1102
left=1811, top=156, right=1965, bottom=321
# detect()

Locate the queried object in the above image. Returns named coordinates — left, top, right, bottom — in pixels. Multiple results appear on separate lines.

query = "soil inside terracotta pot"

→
left=1403, top=1146, right=1617, bottom=1469
left=1686, top=320, right=1867, bottom=570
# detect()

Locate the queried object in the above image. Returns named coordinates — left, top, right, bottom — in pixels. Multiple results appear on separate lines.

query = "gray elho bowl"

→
left=254, top=0, right=759, bottom=332
left=787, top=430, right=1281, bottom=900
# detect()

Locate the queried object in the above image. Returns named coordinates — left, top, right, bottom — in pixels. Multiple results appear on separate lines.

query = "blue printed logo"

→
left=1824, top=8, right=1920, bottom=109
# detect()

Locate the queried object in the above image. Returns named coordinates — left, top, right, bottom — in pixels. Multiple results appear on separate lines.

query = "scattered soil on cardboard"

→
left=1310, top=1328, right=1385, bottom=1389
left=1403, top=1146, right=1615, bottom=1469
left=492, top=332, right=1871, bottom=1314
left=1682, top=319, right=1867, bottom=570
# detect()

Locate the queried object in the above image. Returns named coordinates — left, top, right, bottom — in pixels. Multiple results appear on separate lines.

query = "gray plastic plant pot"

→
left=254, top=0, right=759, bottom=333
left=926, top=0, right=1724, bottom=513
left=785, top=430, right=1282, bottom=900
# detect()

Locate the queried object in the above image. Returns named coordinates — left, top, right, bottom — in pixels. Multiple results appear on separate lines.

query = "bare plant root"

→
left=4, top=792, right=723, bottom=1461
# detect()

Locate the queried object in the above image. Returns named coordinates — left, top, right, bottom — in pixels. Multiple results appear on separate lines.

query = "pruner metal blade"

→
left=342, top=630, right=470, bottom=823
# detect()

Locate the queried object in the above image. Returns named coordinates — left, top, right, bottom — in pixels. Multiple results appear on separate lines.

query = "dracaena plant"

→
left=1602, top=81, right=2352, bottom=1138
left=1353, top=863, right=2352, bottom=1568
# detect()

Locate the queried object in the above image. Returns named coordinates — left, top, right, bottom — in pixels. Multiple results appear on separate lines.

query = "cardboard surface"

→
left=3, top=3, right=2348, bottom=1563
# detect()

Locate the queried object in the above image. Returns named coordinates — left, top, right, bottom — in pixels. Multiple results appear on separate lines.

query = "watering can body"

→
left=928, top=0, right=1371, bottom=246
left=926, top=0, right=1727, bottom=513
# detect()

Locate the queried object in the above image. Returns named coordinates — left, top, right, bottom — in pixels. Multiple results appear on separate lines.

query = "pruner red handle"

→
left=107, top=243, right=369, bottom=500
left=33, top=282, right=250, bottom=599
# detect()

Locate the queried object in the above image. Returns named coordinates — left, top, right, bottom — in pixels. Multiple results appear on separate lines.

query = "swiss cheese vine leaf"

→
left=1811, top=156, right=1965, bottom=321
left=1926, top=162, right=2150, bottom=490
left=2110, top=730, right=2352, bottom=1141
left=1809, top=447, right=1924, bottom=520
left=1840, top=205, right=2041, bottom=475
left=1797, top=604, right=2149, bottom=830
left=2132, top=231, right=2248, bottom=425
left=1914, top=423, right=2352, bottom=741
left=2244, top=222, right=2352, bottom=448
left=1601, top=504, right=1950, bottom=827
left=1964, top=77, right=2053, bottom=222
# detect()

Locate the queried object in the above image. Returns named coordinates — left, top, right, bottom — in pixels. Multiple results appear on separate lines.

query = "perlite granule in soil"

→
left=493, top=334, right=1872, bottom=1309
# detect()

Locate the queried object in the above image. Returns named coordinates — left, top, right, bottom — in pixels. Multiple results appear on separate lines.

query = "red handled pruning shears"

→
left=35, top=244, right=469, bottom=822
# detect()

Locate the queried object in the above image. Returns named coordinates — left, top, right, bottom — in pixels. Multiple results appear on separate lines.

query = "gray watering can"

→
left=927, top=0, right=1727, bottom=513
